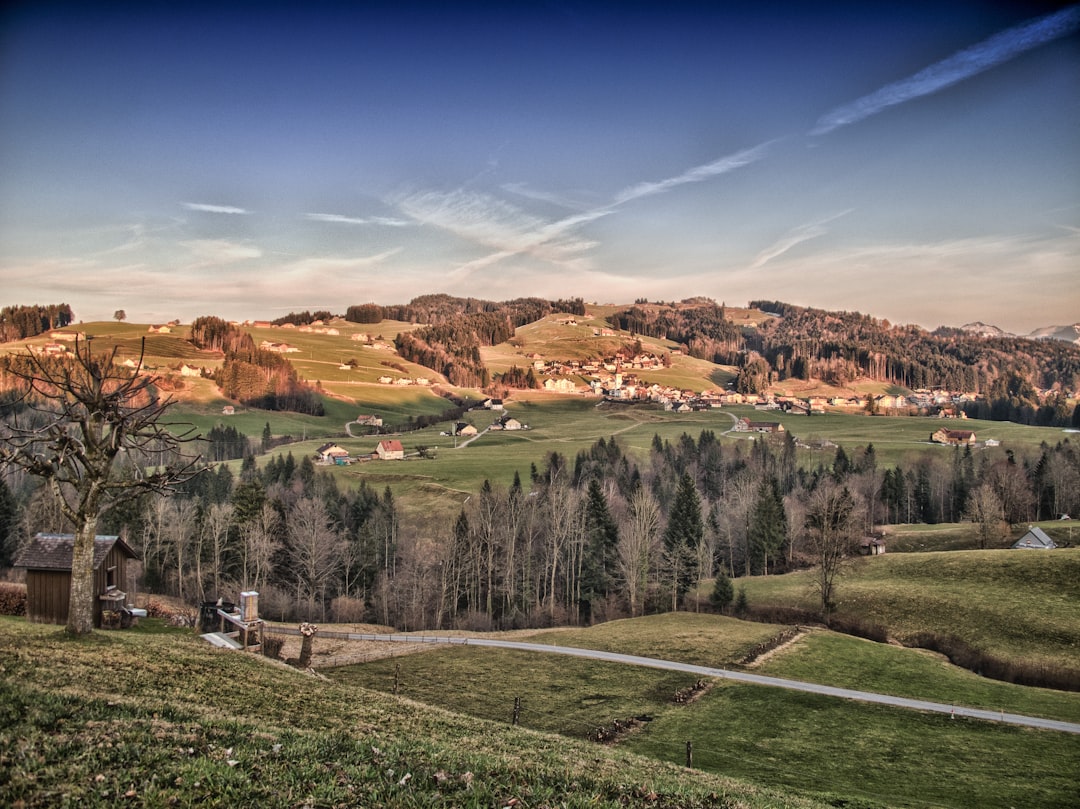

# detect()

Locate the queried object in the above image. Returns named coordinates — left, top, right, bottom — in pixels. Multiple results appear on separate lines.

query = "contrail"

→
left=811, top=5, right=1080, bottom=136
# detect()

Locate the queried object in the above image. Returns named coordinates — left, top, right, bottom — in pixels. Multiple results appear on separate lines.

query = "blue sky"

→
left=1, top=1, right=1078, bottom=333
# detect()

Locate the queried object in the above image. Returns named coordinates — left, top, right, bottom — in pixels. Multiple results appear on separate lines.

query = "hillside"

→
left=733, top=548, right=1080, bottom=677
left=0, top=617, right=829, bottom=809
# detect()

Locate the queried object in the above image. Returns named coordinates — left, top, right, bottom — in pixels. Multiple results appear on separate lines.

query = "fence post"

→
left=512, top=696, right=521, bottom=726
left=685, top=740, right=693, bottom=768
left=394, top=663, right=401, bottom=695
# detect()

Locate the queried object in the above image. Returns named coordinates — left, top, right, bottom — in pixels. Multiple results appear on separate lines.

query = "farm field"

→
left=330, top=613, right=1080, bottom=809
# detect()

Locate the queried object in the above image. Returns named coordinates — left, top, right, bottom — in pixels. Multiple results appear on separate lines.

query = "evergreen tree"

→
left=581, top=478, right=619, bottom=606
left=0, top=477, right=19, bottom=569
left=710, top=570, right=734, bottom=612
left=662, top=472, right=703, bottom=609
left=748, top=476, right=787, bottom=575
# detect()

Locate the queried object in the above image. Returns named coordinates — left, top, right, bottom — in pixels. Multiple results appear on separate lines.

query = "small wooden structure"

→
left=859, top=536, right=887, bottom=556
left=203, top=591, right=264, bottom=652
left=1012, top=526, right=1057, bottom=550
left=12, top=533, right=138, bottom=627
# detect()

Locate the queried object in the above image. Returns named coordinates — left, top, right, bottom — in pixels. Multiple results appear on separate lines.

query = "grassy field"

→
left=0, top=617, right=837, bottom=809
left=734, top=548, right=1080, bottom=671
left=7, top=319, right=1075, bottom=507
left=328, top=613, right=1080, bottom=809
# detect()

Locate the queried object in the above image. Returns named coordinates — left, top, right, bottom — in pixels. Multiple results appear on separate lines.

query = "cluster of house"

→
left=376, top=375, right=432, bottom=386
left=259, top=340, right=301, bottom=354
left=315, top=438, right=406, bottom=465
left=350, top=333, right=394, bottom=350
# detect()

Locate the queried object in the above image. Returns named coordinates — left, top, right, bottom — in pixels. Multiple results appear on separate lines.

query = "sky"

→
left=1, top=1, right=1078, bottom=334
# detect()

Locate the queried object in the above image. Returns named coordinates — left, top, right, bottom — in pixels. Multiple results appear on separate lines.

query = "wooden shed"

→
left=12, top=533, right=138, bottom=627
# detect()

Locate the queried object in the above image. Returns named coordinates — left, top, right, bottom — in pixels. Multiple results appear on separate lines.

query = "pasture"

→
left=330, top=612, right=1080, bottom=809
left=734, top=548, right=1080, bottom=673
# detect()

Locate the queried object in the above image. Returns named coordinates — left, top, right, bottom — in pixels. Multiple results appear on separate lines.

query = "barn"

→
left=13, top=533, right=139, bottom=627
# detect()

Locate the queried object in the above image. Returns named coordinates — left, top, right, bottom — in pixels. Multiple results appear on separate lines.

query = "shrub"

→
left=0, top=582, right=26, bottom=616
left=329, top=596, right=368, bottom=624
left=903, top=631, right=1080, bottom=692
left=261, top=634, right=286, bottom=660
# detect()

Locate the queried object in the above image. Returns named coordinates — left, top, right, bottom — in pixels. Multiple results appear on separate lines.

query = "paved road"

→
left=275, top=628, right=1080, bottom=735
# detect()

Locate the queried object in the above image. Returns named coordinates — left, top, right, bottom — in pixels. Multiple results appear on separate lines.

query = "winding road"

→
left=273, top=627, right=1080, bottom=735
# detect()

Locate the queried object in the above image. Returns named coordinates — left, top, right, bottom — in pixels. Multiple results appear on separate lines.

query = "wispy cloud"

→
left=396, top=189, right=598, bottom=270
left=181, top=239, right=262, bottom=266
left=400, top=141, right=770, bottom=277
left=283, top=249, right=403, bottom=276
left=613, top=142, right=772, bottom=204
left=811, top=5, right=1080, bottom=136
left=501, top=182, right=592, bottom=210
left=181, top=202, right=251, bottom=215
left=751, top=209, right=854, bottom=269
left=304, top=212, right=410, bottom=227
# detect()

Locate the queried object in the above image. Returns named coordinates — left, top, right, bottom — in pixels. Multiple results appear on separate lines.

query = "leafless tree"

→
left=0, top=338, right=200, bottom=634
left=240, top=502, right=282, bottom=593
left=804, top=480, right=865, bottom=616
left=203, top=501, right=236, bottom=599
left=286, top=496, right=346, bottom=620
left=965, top=482, right=1008, bottom=550
left=616, top=486, right=660, bottom=617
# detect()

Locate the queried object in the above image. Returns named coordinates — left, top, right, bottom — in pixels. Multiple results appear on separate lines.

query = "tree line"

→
left=189, top=316, right=324, bottom=415
left=0, top=303, right=75, bottom=343
left=5, top=420, right=1077, bottom=630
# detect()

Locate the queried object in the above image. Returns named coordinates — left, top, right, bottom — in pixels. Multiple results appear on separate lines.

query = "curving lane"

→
left=273, top=627, right=1080, bottom=734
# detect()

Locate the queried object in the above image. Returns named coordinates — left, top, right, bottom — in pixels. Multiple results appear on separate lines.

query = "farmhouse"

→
left=931, top=428, right=976, bottom=445
left=357, top=414, right=383, bottom=427
left=1011, top=526, right=1057, bottom=550
left=13, top=533, right=139, bottom=627
left=375, top=439, right=405, bottom=460
left=454, top=422, right=479, bottom=437
left=737, top=418, right=785, bottom=434
left=315, top=443, right=350, bottom=464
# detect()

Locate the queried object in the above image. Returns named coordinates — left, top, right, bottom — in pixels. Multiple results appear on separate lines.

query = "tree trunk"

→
left=67, top=517, right=99, bottom=635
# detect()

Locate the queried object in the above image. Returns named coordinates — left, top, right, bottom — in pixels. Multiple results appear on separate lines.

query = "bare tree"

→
left=203, top=501, right=236, bottom=598
left=287, top=496, right=346, bottom=620
left=240, top=502, right=281, bottom=593
left=616, top=486, right=660, bottom=617
left=804, top=480, right=864, bottom=616
left=0, top=338, right=200, bottom=634
left=965, top=482, right=1008, bottom=550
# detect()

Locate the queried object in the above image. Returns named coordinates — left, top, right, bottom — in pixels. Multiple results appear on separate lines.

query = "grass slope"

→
left=328, top=615, right=1080, bottom=809
left=0, top=618, right=829, bottom=809
left=736, top=548, right=1080, bottom=671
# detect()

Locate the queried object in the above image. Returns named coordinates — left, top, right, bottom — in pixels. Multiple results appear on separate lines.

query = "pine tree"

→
left=662, top=472, right=703, bottom=610
left=749, top=476, right=787, bottom=575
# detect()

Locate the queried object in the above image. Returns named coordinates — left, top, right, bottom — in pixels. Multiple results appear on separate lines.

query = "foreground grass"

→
left=737, top=549, right=1080, bottom=673
left=623, top=680, right=1080, bottom=809
left=0, top=617, right=830, bottom=809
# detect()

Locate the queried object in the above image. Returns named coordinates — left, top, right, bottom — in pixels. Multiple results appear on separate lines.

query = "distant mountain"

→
left=955, top=321, right=1080, bottom=345
left=958, top=322, right=1013, bottom=339
left=1027, top=324, right=1080, bottom=345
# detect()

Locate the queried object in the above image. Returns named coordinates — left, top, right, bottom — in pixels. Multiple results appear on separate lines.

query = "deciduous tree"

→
left=0, top=338, right=199, bottom=634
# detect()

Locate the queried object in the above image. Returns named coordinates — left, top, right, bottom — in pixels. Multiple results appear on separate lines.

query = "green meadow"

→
left=733, top=548, right=1080, bottom=672
left=330, top=612, right=1080, bottom=809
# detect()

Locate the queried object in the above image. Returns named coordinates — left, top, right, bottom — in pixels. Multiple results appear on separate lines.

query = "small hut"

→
left=1011, top=526, right=1057, bottom=550
left=13, top=533, right=139, bottom=627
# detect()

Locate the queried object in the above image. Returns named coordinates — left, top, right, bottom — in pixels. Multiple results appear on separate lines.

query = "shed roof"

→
left=1012, top=526, right=1056, bottom=549
left=13, top=533, right=136, bottom=571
